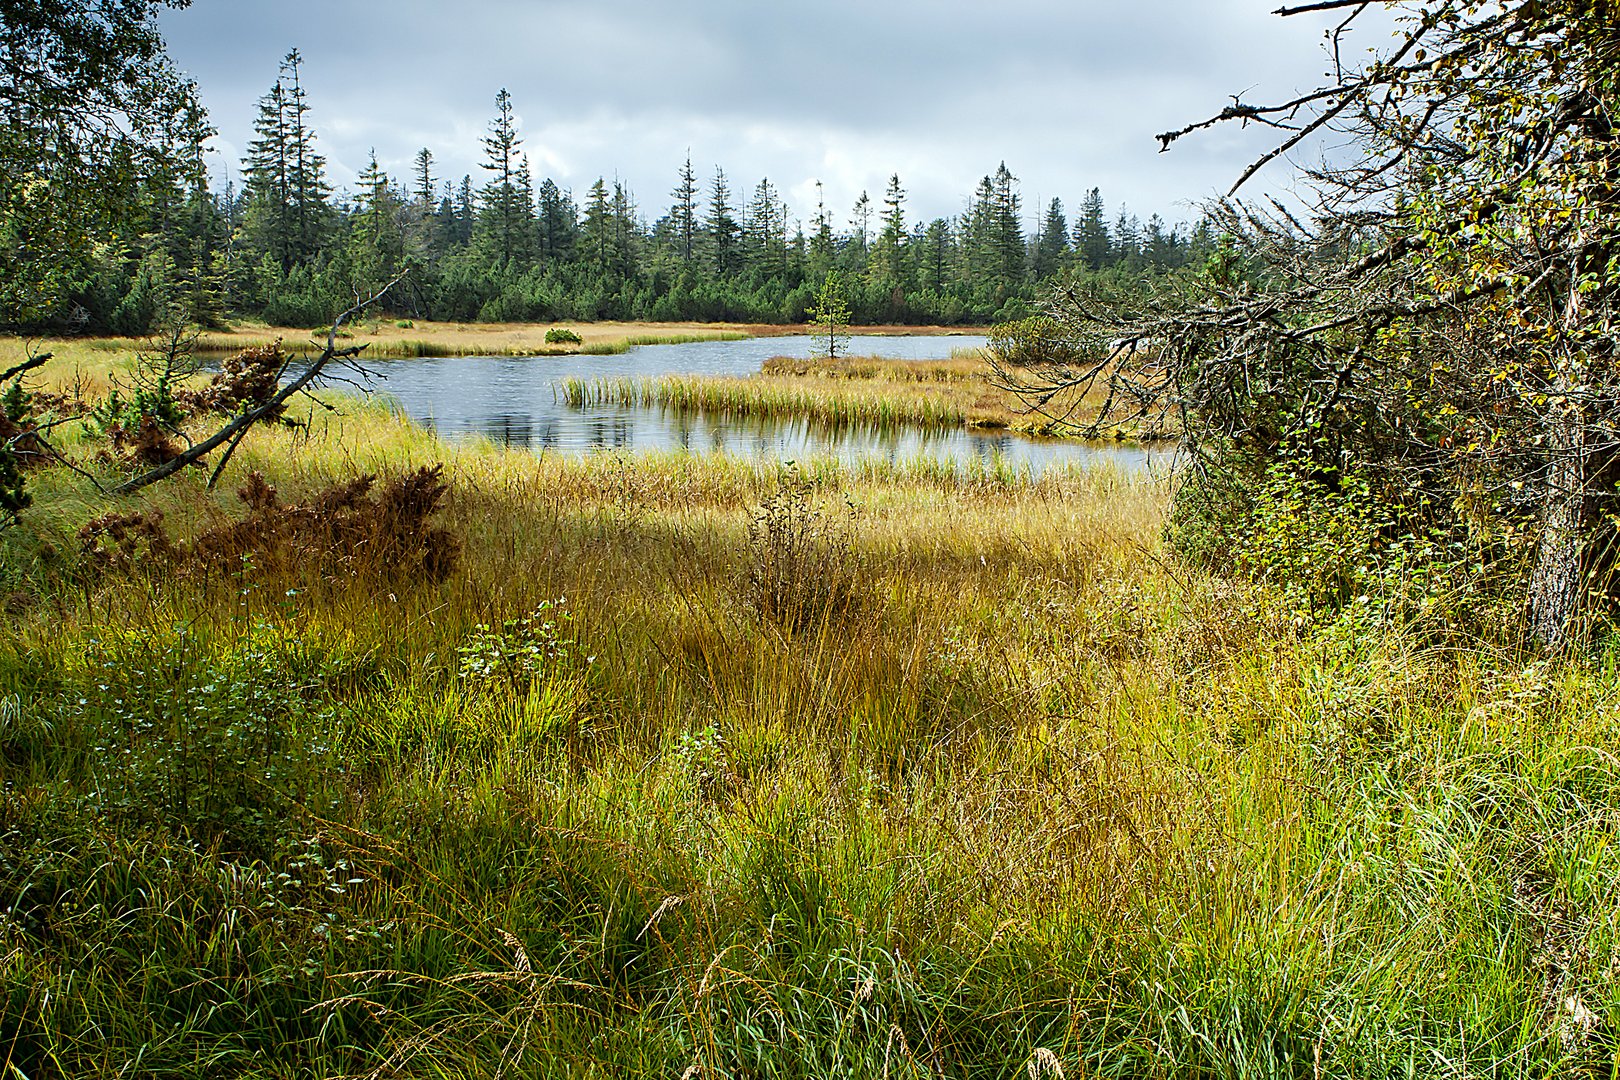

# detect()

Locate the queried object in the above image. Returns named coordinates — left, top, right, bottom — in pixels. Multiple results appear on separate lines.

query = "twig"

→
left=113, top=273, right=407, bottom=496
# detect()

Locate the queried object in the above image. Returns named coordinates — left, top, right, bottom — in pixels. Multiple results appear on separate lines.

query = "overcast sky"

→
left=159, top=1, right=1398, bottom=232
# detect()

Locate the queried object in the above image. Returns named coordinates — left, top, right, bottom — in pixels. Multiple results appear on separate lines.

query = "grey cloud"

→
left=162, top=1, right=1392, bottom=227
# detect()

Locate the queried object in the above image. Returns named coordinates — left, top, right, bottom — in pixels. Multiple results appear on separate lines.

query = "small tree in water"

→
left=807, top=271, right=852, bottom=360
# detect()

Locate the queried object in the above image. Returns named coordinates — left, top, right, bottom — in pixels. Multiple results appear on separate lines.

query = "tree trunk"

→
left=1528, top=260, right=1596, bottom=650
left=1528, top=393, right=1588, bottom=650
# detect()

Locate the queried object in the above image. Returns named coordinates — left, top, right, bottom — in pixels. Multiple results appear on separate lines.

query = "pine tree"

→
left=670, top=155, right=699, bottom=264
left=871, top=174, right=906, bottom=283
left=705, top=167, right=739, bottom=276
left=1034, top=197, right=1068, bottom=279
left=1072, top=187, right=1110, bottom=270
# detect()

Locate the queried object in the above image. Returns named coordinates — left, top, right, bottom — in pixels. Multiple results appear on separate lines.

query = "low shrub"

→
left=743, top=470, right=865, bottom=631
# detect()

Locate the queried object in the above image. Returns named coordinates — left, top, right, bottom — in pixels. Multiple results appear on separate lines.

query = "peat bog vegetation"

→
left=4, top=393, right=1617, bottom=1078
left=5, top=0, right=1620, bottom=1077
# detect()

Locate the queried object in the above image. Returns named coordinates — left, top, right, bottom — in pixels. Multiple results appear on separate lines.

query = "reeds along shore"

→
left=1, top=392, right=1617, bottom=1076
left=560, top=354, right=1104, bottom=437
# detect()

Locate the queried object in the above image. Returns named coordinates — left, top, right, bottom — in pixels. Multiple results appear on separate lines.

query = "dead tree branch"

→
left=113, top=274, right=406, bottom=496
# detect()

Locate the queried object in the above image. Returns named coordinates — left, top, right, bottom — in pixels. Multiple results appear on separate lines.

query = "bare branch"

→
left=112, top=273, right=407, bottom=496
left=1, top=353, right=51, bottom=384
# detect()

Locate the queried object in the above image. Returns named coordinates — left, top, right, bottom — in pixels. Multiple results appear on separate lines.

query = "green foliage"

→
left=2, top=454, right=1618, bottom=1075
left=987, top=314, right=1087, bottom=367
left=0, top=440, right=29, bottom=526
left=72, top=623, right=342, bottom=857
left=457, top=597, right=583, bottom=694
left=0, top=377, right=28, bottom=427
left=806, top=271, right=852, bottom=360
left=0, top=377, right=37, bottom=526
left=0, top=1, right=210, bottom=329
left=744, top=469, right=864, bottom=630
left=543, top=326, right=582, bottom=344
left=88, top=374, right=184, bottom=436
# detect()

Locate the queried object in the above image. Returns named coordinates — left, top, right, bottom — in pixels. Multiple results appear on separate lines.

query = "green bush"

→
left=544, top=327, right=583, bottom=345
left=986, top=314, right=1088, bottom=367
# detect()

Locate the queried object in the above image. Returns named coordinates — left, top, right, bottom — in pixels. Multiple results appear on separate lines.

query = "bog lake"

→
left=303, top=333, right=1163, bottom=476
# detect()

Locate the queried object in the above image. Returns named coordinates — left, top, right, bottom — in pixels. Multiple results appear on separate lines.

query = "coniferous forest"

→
left=3, top=49, right=1204, bottom=335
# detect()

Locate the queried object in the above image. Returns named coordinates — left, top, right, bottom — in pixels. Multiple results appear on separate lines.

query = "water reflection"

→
left=309, top=335, right=1162, bottom=475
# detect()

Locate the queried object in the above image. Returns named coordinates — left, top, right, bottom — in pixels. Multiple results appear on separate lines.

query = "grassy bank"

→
left=1, top=398, right=1617, bottom=1077
left=192, top=320, right=755, bottom=359
left=560, top=354, right=1105, bottom=437
left=0, top=319, right=985, bottom=366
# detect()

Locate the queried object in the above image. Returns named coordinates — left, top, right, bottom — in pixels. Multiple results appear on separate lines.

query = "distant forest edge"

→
left=3, top=51, right=1209, bottom=335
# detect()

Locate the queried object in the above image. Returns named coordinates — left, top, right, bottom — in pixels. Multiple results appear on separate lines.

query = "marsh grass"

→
left=0, top=395, right=1617, bottom=1077
left=559, top=361, right=1102, bottom=438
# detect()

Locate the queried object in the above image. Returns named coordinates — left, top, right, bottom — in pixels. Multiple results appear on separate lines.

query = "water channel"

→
left=314, top=334, right=1162, bottom=476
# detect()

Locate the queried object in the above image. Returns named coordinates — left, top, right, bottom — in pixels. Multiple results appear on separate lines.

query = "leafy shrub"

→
left=457, top=597, right=580, bottom=694
left=73, top=624, right=341, bottom=856
left=544, top=327, right=583, bottom=345
left=744, top=471, right=865, bottom=631
left=987, top=315, right=1087, bottom=367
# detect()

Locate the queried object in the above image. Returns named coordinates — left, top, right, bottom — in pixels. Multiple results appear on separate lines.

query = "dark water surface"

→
left=312, top=334, right=1161, bottom=475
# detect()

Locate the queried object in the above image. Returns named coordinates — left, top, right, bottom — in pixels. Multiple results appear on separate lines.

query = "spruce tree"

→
left=1072, top=188, right=1110, bottom=270
left=744, top=178, right=783, bottom=276
left=241, top=50, right=332, bottom=276
left=917, top=219, right=954, bottom=295
left=1034, top=197, right=1068, bottom=279
left=670, top=155, right=699, bottom=264
left=872, top=174, right=906, bottom=283
left=537, top=179, right=576, bottom=262
left=351, top=149, right=405, bottom=288
left=807, top=180, right=835, bottom=280
left=990, top=163, right=1023, bottom=285
left=580, top=178, right=613, bottom=275
left=477, top=88, right=532, bottom=262
left=705, top=167, right=739, bottom=276
left=413, top=148, right=435, bottom=207
left=280, top=50, right=331, bottom=267
left=848, top=191, right=872, bottom=264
